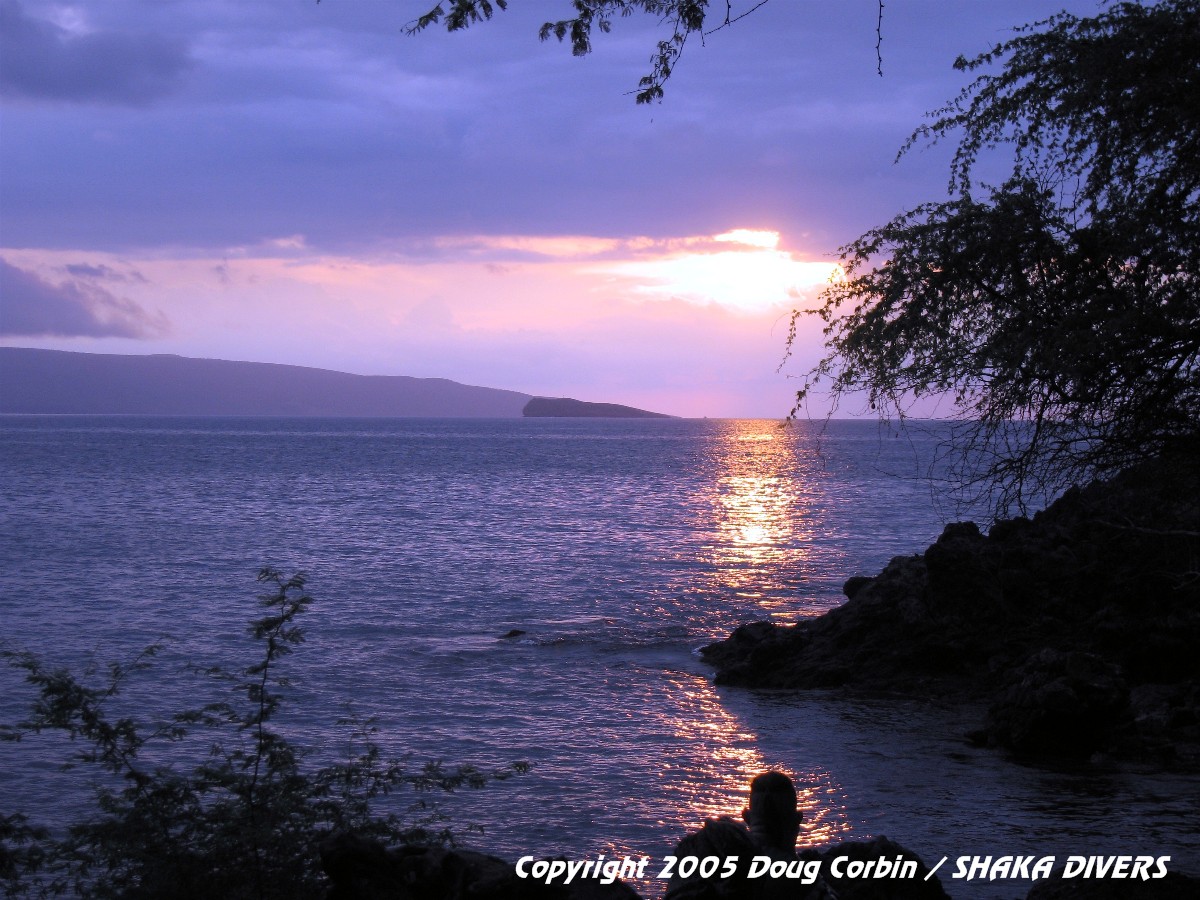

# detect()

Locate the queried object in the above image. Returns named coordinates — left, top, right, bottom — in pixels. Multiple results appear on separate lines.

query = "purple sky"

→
left=0, top=0, right=1102, bottom=417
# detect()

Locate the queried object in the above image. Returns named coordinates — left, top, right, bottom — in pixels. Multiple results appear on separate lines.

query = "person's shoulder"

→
left=673, top=816, right=756, bottom=859
left=665, top=817, right=758, bottom=900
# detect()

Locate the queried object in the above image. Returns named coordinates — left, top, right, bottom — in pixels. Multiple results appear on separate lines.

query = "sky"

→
left=0, top=0, right=1105, bottom=418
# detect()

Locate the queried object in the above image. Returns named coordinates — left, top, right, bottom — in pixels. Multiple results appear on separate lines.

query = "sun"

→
left=599, top=229, right=841, bottom=314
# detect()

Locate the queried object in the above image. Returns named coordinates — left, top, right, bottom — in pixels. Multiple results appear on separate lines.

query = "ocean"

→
left=1, top=416, right=1196, bottom=898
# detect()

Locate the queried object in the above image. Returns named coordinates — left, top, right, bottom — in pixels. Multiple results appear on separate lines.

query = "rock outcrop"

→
left=320, top=834, right=641, bottom=900
left=820, top=836, right=952, bottom=900
left=702, top=447, right=1200, bottom=763
left=1024, top=871, right=1200, bottom=899
left=320, top=833, right=1200, bottom=899
left=321, top=833, right=960, bottom=900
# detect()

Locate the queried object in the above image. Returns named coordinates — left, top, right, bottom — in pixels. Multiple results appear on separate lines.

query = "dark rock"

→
left=1024, top=869, right=1200, bottom=899
left=842, top=576, right=874, bottom=599
left=703, top=552, right=949, bottom=691
left=988, top=515, right=1031, bottom=543
left=701, top=621, right=808, bottom=687
left=320, top=834, right=643, bottom=900
left=980, top=650, right=1131, bottom=758
left=820, top=836, right=951, bottom=900
left=321, top=832, right=406, bottom=899
left=1125, top=683, right=1200, bottom=762
left=700, top=449, right=1200, bottom=764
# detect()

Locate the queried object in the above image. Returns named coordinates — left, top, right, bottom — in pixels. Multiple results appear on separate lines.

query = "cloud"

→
left=0, top=0, right=192, bottom=105
left=0, top=258, right=168, bottom=337
left=62, top=262, right=147, bottom=283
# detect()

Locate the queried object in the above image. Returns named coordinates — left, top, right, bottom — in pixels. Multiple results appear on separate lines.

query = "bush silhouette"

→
left=1, top=569, right=524, bottom=899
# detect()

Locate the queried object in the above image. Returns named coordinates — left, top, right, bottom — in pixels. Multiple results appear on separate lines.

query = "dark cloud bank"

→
left=0, top=0, right=192, bottom=105
left=0, top=258, right=167, bottom=338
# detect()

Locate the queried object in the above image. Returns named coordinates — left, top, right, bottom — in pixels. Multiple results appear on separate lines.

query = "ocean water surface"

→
left=1, top=416, right=1196, bottom=898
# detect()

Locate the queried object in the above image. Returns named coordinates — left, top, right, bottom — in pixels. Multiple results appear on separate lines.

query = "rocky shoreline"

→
left=701, top=448, right=1200, bottom=766
left=320, top=833, right=1200, bottom=899
left=319, top=834, right=952, bottom=899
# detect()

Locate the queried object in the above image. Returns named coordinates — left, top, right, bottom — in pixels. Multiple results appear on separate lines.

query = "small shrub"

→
left=1, top=569, right=525, bottom=899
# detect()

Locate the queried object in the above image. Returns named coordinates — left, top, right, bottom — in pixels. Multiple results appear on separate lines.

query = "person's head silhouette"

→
left=741, top=771, right=802, bottom=853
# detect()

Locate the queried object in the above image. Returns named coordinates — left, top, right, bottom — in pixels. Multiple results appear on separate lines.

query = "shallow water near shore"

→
left=2, top=416, right=1197, bottom=898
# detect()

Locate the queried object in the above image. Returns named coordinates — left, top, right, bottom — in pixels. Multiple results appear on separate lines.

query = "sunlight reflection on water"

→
left=701, top=420, right=823, bottom=621
left=2, top=417, right=1197, bottom=900
left=651, top=668, right=854, bottom=849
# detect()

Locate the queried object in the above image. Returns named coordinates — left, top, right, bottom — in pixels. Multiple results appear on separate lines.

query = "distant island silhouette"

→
left=522, top=397, right=672, bottom=418
left=0, top=348, right=671, bottom=418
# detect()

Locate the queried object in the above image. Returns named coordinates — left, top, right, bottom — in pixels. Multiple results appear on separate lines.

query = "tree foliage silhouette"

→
left=793, top=0, right=1200, bottom=513
left=405, top=0, right=885, bottom=103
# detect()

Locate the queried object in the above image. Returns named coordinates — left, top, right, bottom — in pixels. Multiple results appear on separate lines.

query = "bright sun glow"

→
left=598, top=229, right=840, bottom=313
left=714, top=228, right=780, bottom=249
